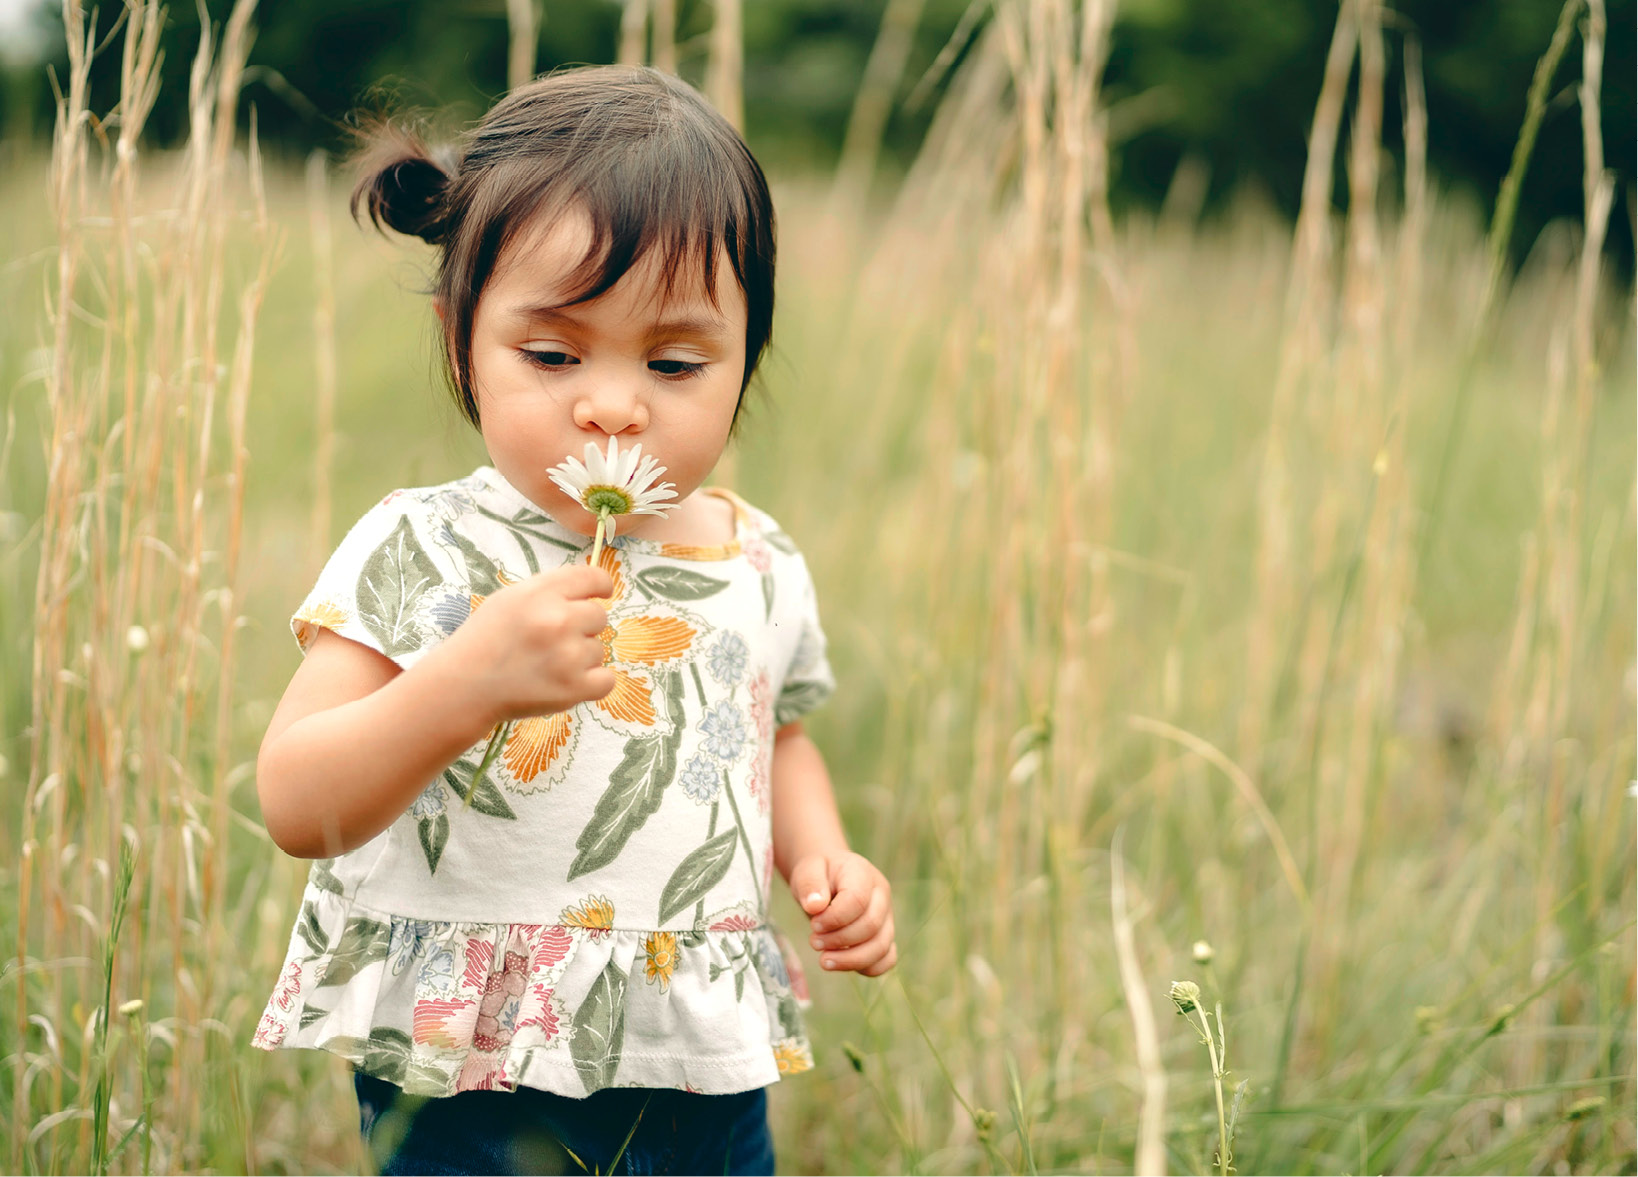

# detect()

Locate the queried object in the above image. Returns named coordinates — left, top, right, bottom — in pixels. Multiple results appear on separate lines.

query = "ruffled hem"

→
left=252, top=884, right=812, bottom=1097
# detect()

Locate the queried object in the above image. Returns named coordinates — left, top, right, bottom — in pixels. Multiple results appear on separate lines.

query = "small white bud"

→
left=1192, top=940, right=1214, bottom=964
left=126, top=625, right=150, bottom=653
left=1169, top=980, right=1201, bottom=1014
left=118, top=998, right=144, bottom=1017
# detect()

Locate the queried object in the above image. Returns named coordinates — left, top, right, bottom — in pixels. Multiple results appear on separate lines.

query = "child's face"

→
left=467, top=208, right=748, bottom=537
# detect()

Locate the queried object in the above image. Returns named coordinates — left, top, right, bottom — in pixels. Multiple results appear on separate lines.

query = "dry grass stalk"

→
left=1110, top=836, right=1166, bottom=1176
left=832, top=0, right=927, bottom=214
left=305, top=151, right=337, bottom=565
left=19, top=0, right=272, bottom=1169
left=706, top=0, right=743, bottom=132
left=506, top=0, right=538, bottom=89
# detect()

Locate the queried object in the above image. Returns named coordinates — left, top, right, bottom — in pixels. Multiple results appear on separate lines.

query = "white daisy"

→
left=546, top=437, right=678, bottom=538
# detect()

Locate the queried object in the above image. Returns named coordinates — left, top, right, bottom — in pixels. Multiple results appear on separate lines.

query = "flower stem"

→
left=590, top=507, right=612, bottom=569
left=1192, top=1005, right=1231, bottom=1176
left=464, top=720, right=509, bottom=809
left=464, top=507, right=613, bottom=809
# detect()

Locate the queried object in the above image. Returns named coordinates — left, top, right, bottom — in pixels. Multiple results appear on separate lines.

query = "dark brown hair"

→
left=350, top=66, right=776, bottom=429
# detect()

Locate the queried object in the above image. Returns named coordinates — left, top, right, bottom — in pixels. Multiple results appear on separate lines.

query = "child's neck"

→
left=629, top=488, right=736, bottom=546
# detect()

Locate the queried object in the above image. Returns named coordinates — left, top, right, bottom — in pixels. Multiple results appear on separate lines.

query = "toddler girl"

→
left=251, top=65, right=895, bottom=1176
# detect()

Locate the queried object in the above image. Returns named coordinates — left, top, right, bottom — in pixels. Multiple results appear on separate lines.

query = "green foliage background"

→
left=2, top=0, right=1635, bottom=268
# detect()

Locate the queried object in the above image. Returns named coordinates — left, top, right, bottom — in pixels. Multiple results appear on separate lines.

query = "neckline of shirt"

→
left=472, top=465, right=750, bottom=563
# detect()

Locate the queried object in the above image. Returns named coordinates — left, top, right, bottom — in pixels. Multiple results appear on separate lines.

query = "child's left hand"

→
left=789, top=852, right=897, bottom=976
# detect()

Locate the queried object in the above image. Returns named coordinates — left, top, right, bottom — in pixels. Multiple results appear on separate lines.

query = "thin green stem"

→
left=1192, top=1006, right=1230, bottom=1177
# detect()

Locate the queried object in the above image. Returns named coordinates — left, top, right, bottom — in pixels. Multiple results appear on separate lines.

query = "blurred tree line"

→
left=2, top=0, right=1632, bottom=271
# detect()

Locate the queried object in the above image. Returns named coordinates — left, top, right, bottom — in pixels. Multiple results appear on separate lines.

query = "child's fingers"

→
left=789, top=857, right=832, bottom=915
left=817, top=914, right=895, bottom=973
left=811, top=885, right=888, bottom=951
left=545, top=564, right=616, bottom=600
left=809, top=884, right=868, bottom=934
left=860, top=943, right=898, bottom=977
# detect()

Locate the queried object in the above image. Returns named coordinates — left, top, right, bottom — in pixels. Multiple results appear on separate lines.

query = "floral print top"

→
left=252, top=467, right=833, bottom=1098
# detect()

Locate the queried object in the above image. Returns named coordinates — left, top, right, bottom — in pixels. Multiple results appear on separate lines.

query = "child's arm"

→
left=771, top=722, right=897, bottom=976
left=257, top=564, right=615, bottom=859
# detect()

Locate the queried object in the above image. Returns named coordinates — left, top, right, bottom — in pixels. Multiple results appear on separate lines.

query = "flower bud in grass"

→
left=1192, top=940, right=1214, bottom=964
left=119, top=999, right=144, bottom=1018
left=973, top=1108, right=996, bottom=1141
left=1414, top=1005, right=1441, bottom=1036
left=126, top=625, right=150, bottom=653
left=1169, top=980, right=1201, bottom=1015
left=841, top=1042, right=866, bottom=1073
left=1487, top=1002, right=1516, bottom=1037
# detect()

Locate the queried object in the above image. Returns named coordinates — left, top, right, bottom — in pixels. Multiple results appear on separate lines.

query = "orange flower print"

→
left=561, top=895, right=615, bottom=938
left=501, top=710, right=577, bottom=794
left=772, top=1039, right=812, bottom=1074
left=292, top=599, right=348, bottom=651
left=579, top=544, right=697, bottom=738
left=643, top=931, right=679, bottom=992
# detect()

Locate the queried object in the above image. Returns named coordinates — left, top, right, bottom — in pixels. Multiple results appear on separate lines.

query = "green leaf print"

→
left=310, top=858, right=345, bottom=895
left=776, top=680, right=830, bottom=727
left=657, top=829, right=738, bottom=924
left=296, top=899, right=327, bottom=956
left=318, top=915, right=392, bottom=989
left=440, top=524, right=503, bottom=596
left=777, top=992, right=802, bottom=1038
left=634, top=566, right=729, bottom=601
left=566, top=735, right=672, bottom=880
left=761, top=571, right=775, bottom=620
left=331, top=1027, right=413, bottom=1086
left=356, top=515, right=444, bottom=658
left=418, top=813, right=449, bottom=875
left=571, top=959, right=629, bottom=1092
left=764, top=529, right=799, bottom=555
left=299, top=1005, right=330, bottom=1030
left=442, top=767, right=517, bottom=820
left=566, top=669, right=685, bottom=880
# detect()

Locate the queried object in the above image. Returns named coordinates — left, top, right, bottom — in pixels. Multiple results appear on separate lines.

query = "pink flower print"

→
left=252, top=1007, right=287, bottom=1049
left=516, top=983, right=565, bottom=1043
left=460, top=938, right=496, bottom=992
left=413, top=996, right=476, bottom=1048
left=709, top=913, right=760, bottom=932
left=271, top=959, right=303, bottom=1011
left=457, top=1051, right=512, bottom=1092
left=748, top=750, right=770, bottom=816
left=749, top=671, right=774, bottom=744
left=526, top=924, right=573, bottom=973
left=473, top=950, right=528, bottom=1053
left=743, top=534, right=773, bottom=573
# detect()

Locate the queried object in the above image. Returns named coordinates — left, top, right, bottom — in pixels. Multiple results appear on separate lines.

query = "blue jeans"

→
left=353, top=1070, right=776, bottom=1175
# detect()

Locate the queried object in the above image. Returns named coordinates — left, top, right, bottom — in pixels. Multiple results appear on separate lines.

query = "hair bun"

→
left=350, top=132, right=452, bottom=244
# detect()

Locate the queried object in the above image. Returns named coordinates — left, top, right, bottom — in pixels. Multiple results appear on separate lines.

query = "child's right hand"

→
left=435, top=564, right=617, bottom=724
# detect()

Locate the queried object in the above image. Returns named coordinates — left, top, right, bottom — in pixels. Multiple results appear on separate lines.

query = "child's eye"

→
left=521, top=350, right=577, bottom=369
left=649, top=359, right=705, bottom=380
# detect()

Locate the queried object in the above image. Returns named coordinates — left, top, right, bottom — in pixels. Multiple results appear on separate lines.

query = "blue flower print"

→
left=755, top=932, right=791, bottom=989
left=418, top=943, right=457, bottom=993
left=707, top=632, right=749, bottom=686
left=410, top=784, right=447, bottom=819
left=387, top=918, right=438, bottom=976
left=698, top=701, right=749, bottom=763
left=679, top=753, right=722, bottom=805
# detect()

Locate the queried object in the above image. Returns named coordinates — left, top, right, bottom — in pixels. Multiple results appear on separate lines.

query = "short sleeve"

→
left=774, top=554, right=835, bottom=727
left=291, top=495, right=455, bottom=669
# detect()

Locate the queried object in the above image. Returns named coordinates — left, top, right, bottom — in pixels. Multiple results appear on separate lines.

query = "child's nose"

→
left=573, top=380, right=649, bottom=435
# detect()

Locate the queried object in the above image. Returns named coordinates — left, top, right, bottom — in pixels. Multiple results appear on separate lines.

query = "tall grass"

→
left=1, top=0, right=1632, bottom=1173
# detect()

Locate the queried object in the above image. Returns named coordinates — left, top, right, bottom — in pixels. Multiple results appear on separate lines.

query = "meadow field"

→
left=1, top=1, right=1633, bottom=1173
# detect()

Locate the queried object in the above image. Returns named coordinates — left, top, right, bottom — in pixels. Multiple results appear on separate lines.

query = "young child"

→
left=251, top=65, right=895, bottom=1176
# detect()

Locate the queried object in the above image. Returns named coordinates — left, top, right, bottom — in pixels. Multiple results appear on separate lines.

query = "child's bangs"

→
left=535, top=148, right=752, bottom=315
